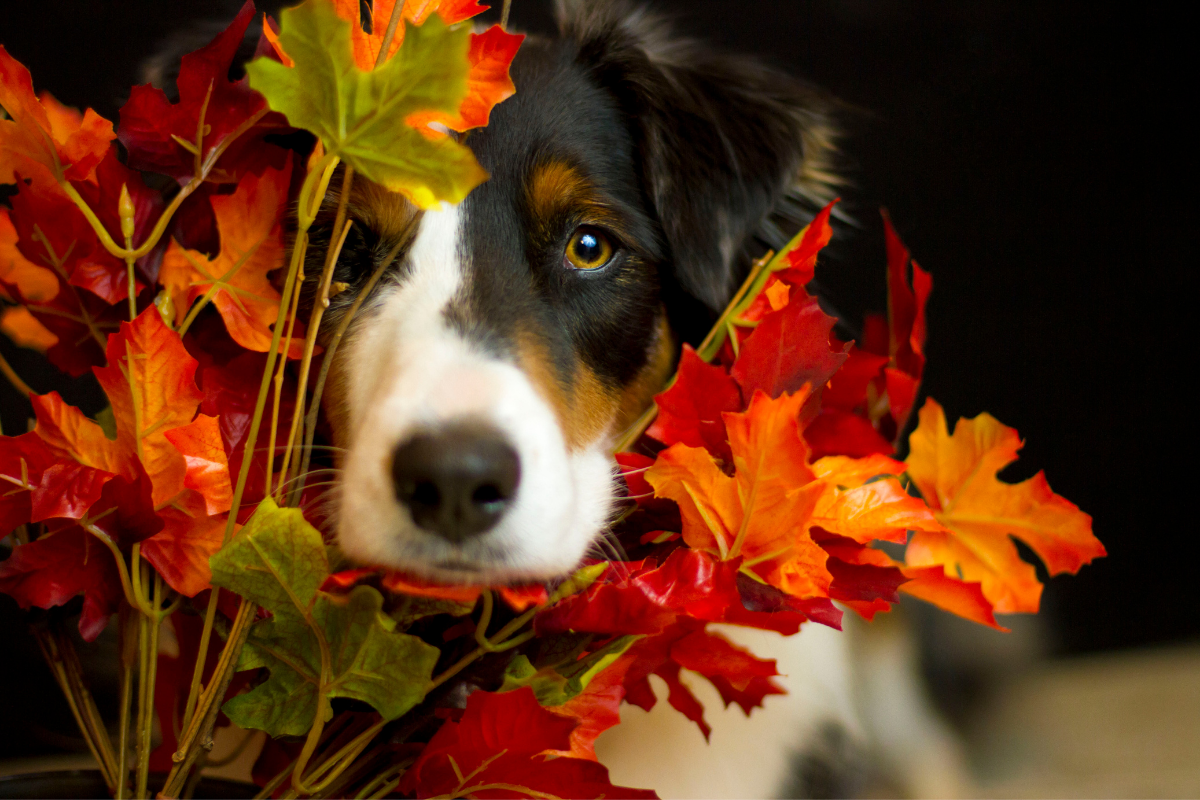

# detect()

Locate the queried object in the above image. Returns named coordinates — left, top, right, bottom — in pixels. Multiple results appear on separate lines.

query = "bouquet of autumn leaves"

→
left=0, top=1, right=1106, bottom=798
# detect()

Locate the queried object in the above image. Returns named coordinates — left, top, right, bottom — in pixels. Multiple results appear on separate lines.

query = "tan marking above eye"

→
left=565, top=227, right=615, bottom=270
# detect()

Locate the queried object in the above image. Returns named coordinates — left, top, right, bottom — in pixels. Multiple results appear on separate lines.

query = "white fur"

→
left=335, top=205, right=614, bottom=583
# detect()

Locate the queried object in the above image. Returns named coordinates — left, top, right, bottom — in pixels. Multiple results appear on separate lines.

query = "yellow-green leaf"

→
left=245, top=0, right=487, bottom=208
left=211, top=498, right=440, bottom=736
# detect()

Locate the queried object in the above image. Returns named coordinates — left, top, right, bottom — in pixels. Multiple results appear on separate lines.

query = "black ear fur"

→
left=555, top=0, right=840, bottom=315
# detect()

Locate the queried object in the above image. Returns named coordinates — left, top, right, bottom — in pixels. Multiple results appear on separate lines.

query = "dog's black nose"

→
left=391, top=424, right=521, bottom=543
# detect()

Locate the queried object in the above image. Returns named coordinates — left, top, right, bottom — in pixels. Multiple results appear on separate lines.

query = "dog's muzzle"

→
left=391, top=422, right=521, bottom=543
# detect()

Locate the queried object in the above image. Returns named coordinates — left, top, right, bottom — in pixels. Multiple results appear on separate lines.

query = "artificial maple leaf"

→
left=323, top=567, right=550, bottom=610
left=648, top=389, right=833, bottom=599
left=617, top=618, right=783, bottom=741
left=159, top=161, right=304, bottom=357
left=117, top=2, right=269, bottom=182
left=68, top=145, right=164, bottom=294
left=1, top=175, right=124, bottom=375
left=1, top=306, right=58, bottom=351
left=806, top=344, right=894, bottom=458
left=670, top=627, right=785, bottom=715
left=92, top=310, right=205, bottom=507
left=0, top=431, right=70, bottom=532
left=809, top=453, right=945, bottom=544
left=904, top=398, right=1104, bottom=614
left=407, top=25, right=525, bottom=133
left=537, top=550, right=738, bottom=637
left=163, top=414, right=233, bottom=515
left=199, top=351, right=298, bottom=507
left=647, top=345, right=742, bottom=463
left=246, top=1, right=487, bottom=208
left=0, top=526, right=122, bottom=641
left=140, top=491, right=227, bottom=598
left=730, top=287, right=849, bottom=402
left=399, top=687, right=657, bottom=799
left=0, top=47, right=113, bottom=184
left=7, top=161, right=138, bottom=306
left=332, top=0, right=488, bottom=70
left=212, top=499, right=440, bottom=737
left=548, top=647, right=638, bottom=760
left=883, top=210, right=931, bottom=393
left=0, top=208, right=58, bottom=303
left=26, top=313, right=233, bottom=596
left=805, top=408, right=894, bottom=460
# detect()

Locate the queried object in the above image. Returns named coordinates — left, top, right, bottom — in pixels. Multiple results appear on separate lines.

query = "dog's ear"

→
left=555, top=0, right=839, bottom=313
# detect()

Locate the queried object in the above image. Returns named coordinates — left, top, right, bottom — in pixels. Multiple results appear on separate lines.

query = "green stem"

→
left=279, top=166, right=356, bottom=501
left=135, top=571, right=164, bottom=798
left=291, top=234, right=411, bottom=505
left=116, top=610, right=136, bottom=800
left=373, top=0, right=408, bottom=69
left=160, top=598, right=257, bottom=799
left=58, top=108, right=269, bottom=263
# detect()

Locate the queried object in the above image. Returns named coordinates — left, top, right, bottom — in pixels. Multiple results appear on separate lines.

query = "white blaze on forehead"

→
left=335, top=205, right=613, bottom=581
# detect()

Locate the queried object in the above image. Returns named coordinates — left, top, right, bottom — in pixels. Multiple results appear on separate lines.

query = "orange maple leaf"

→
left=1, top=306, right=58, bottom=351
left=809, top=453, right=945, bottom=544
left=904, top=398, right=1104, bottom=614
left=332, top=0, right=488, bottom=70
left=93, top=312, right=205, bottom=507
left=0, top=208, right=58, bottom=304
left=31, top=311, right=233, bottom=596
left=647, top=389, right=831, bottom=599
left=158, top=161, right=304, bottom=357
left=326, top=0, right=522, bottom=133
left=0, top=48, right=113, bottom=184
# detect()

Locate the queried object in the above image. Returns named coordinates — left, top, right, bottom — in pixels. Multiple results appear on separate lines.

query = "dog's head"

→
left=315, top=0, right=838, bottom=583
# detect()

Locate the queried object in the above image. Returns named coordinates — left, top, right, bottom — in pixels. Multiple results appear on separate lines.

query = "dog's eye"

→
left=565, top=227, right=615, bottom=270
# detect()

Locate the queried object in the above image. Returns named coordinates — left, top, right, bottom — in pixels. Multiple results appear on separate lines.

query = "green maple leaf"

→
left=245, top=0, right=487, bottom=209
left=210, top=499, right=440, bottom=737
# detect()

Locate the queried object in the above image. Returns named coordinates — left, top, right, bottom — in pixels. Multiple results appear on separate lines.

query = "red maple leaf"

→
left=646, top=345, right=742, bottom=463
left=0, top=526, right=122, bottom=641
left=117, top=2, right=274, bottom=183
left=399, top=687, right=657, bottom=799
left=158, top=160, right=303, bottom=357
left=729, top=286, right=849, bottom=401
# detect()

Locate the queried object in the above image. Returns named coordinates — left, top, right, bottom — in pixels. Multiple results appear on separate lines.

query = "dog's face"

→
left=314, top=0, right=837, bottom=583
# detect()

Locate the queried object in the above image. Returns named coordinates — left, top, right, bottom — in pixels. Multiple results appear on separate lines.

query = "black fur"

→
left=555, top=0, right=839, bottom=329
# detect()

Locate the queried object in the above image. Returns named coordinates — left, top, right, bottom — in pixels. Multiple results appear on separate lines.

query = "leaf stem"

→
left=291, top=234, right=410, bottom=504
left=374, top=0, right=408, bottom=70
left=116, top=609, right=136, bottom=800
left=279, top=167, right=357, bottom=500
left=57, top=108, right=270, bottom=263
left=427, top=604, right=541, bottom=692
left=160, top=597, right=257, bottom=799
left=135, top=568, right=164, bottom=799
left=0, top=348, right=34, bottom=398
left=31, top=620, right=120, bottom=793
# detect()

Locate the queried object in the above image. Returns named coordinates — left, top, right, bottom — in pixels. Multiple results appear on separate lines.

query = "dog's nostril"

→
left=471, top=483, right=503, bottom=507
left=391, top=423, right=521, bottom=543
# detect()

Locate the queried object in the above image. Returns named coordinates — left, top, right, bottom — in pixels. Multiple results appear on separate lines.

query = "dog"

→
left=148, top=1, right=975, bottom=795
left=307, top=0, right=839, bottom=584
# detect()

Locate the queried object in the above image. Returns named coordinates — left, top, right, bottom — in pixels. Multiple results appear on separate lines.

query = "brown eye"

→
left=565, top=227, right=615, bottom=270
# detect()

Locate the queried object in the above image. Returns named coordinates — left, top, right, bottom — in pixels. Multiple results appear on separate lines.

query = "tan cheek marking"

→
left=614, top=311, right=675, bottom=436
left=515, top=330, right=622, bottom=452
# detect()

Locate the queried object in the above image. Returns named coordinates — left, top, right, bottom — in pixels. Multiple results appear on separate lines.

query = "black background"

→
left=0, top=0, right=1182, bottom=668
